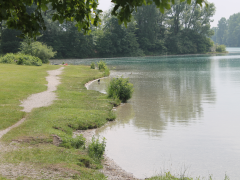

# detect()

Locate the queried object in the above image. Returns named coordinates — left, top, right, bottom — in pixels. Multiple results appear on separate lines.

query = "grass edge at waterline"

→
left=0, top=64, right=117, bottom=179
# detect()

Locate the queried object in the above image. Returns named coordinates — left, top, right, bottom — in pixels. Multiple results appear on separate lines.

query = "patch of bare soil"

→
left=0, top=162, right=75, bottom=180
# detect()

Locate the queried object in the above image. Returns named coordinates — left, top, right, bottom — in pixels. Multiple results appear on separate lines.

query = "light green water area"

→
left=58, top=48, right=240, bottom=179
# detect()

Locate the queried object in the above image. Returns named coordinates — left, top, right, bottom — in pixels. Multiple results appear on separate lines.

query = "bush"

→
left=20, top=38, right=56, bottom=63
left=0, top=53, right=42, bottom=66
left=107, top=77, right=134, bottom=103
left=0, top=53, right=16, bottom=63
left=90, top=62, right=95, bottom=69
left=97, top=60, right=107, bottom=71
left=17, top=54, right=42, bottom=66
left=216, top=44, right=226, bottom=52
left=103, top=66, right=110, bottom=76
left=88, top=136, right=106, bottom=160
left=60, top=135, right=86, bottom=149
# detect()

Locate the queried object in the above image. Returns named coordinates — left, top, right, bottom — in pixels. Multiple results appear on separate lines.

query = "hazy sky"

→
left=98, top=0, right=240, bottom=27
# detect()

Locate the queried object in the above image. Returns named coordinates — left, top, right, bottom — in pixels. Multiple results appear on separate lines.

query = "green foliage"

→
left=90, top=62, right=95, bottom=69
left=97, top=60, right=107, bottom=71
left=149, top=172, right=189, bottom=180
left=1, top=0, right=205, bottom=39
left=0, top=53, right=42, bottom=66
left=88, top=136, right=106, bottom=161
left=0, top=29, right=23, bottom=54
left=216, top=45, right=226, bottom=52
left=107, top=111, right=117, bottom=121
left=107, top=77, right=134, bottom=103
left=16, top=54, right=43, bottom=66
left=0, top=53, right=16, bottom=64
left=212, top=13, right=240, bottom=47
left=149, top=172, right=231, bottom=180
left=20, top=39, right=56, bottom=63
left=1, top=1, right=214, bottom=58
left=96, top=60, right=110, bottom=76
left=0, top=0, right=102, bottom=39
left=60, top=135, right=86, bottom=149
left=103, top=67, right=110, bottom=77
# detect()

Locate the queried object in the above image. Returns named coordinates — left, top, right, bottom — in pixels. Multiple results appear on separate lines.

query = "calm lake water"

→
left=64, top=48, right=240, bottom=179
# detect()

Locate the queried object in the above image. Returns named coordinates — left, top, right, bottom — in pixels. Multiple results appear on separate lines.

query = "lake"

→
left=54, top=48, right=240, bottom=179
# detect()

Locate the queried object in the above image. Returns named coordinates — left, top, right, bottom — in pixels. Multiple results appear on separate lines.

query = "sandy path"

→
left=0, top=67, right=64, bottom=139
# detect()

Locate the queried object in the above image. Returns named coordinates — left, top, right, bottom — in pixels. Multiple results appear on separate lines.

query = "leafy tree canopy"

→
left=0, top=0, right=207, bottom=39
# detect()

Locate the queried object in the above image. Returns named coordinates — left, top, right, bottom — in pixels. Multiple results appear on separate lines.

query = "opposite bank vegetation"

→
left=1, top=1, right=227, bottom=59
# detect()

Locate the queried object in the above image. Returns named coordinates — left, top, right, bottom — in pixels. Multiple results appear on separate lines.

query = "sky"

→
left=98, top=0, right=240, bottom=27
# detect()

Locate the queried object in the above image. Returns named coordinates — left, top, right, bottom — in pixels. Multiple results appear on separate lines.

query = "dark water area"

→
left=52, top=48, right=240, bottom=179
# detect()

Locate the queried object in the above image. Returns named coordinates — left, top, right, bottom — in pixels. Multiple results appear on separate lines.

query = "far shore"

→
left=50, top=51, right=230, bottom=64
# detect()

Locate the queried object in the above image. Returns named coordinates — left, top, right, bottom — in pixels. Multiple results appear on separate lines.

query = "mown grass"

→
left=2, top=65, right=113, bottom=141
left=0, top=64, right=59, bottom=130
left=0, top=64, right=114, bottom=179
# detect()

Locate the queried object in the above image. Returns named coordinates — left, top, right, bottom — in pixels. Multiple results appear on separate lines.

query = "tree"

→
left=0, top=0, right=206, bottom=38
left=227, top=13, right=240, bottom=47
left=0, top=29, right=23, bottom=53
left=216, top=18, right=227, bottom=45
left=20, top=38, right=56, bottom=63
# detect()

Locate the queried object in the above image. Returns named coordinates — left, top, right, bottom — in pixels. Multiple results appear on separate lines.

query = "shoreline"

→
left=50, top=51, right=230, bottom=63
left=82, top=78, right=139, bottom=180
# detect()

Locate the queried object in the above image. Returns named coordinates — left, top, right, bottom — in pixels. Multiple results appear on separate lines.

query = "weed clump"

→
left=97, top=60, right=110, bottom=76
left=88, top=136, right=106, bottom=161
left=107, top=110, right=116, bottom=121
left=90, top=62, right=95, bottom=69
left=107, top=77, right=134, bottom=103
left=60, top=135, right=86, bottom=149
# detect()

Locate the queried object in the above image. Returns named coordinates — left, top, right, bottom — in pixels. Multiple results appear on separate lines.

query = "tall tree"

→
left=216, top=18, right=227, bottom=45
left=227, top=13, right=240, bottom=47
left=0, top=0, right=206, bottom=38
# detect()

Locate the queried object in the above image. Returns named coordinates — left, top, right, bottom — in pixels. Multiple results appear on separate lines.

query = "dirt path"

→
left=0, top=67, right=64, bottom=139
left=0, top=67, right=67, bottom=179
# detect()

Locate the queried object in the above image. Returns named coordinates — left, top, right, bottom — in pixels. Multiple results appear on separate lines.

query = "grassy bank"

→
left=0, top=64, right=114, bottom=179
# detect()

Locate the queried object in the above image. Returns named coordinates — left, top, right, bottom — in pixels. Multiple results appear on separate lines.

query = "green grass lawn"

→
left=0, top=64, right=59, bottom=130
left=0, top=64, right=114, bottom=179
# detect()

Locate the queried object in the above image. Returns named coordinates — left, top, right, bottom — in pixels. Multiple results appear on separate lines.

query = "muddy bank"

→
left=82, top=79, right=139, bottom=180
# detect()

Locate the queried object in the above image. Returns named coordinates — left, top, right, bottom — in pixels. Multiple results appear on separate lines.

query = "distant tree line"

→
left=211, top=13, right=240, bottom=47
left=0, top=1, right=215, bottom=58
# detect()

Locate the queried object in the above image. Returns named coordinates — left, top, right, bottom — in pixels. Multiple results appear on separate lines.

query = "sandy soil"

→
left=19, top=67, right=64, bottom=112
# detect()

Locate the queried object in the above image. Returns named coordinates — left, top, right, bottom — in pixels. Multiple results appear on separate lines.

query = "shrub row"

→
left=0, top=53, right=42, bottom=66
